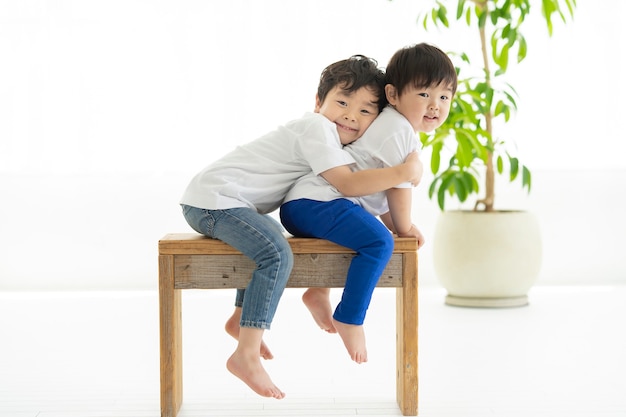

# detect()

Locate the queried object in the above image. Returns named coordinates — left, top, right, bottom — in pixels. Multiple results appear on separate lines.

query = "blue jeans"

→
left=280, top=198, right=394, bottom=325
left=182, top=205, right=293, bottom=330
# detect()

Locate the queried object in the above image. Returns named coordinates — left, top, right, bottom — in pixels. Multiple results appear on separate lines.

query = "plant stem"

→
left=474, top=3, right=495, bottom=212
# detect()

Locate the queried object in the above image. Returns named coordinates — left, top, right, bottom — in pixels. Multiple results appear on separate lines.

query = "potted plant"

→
left=400, top=0, right=576, bottom=306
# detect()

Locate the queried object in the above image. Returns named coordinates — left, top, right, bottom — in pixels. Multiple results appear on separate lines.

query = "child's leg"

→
left=280, top=199, right=394, bottom=363
left=281, top=203, right=335, bottom=333
left=226, top=326, right=285, bottom=399
left=330, top=209, right=393, bottom=363
left=225, top=306, right=274, bottom=359
left=301, top=288, right=336, bottom=333
left=182, top=205, right=292, bottom=397
left=331, top=320, right=368, bottom=363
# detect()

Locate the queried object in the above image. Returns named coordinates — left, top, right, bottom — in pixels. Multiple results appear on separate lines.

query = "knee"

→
left=277, top=241, right=294, bottom=272
left=380, top=232, right=395, bottom=258
left=364, top=231, right=395, bottom=261
left=257, top=238, right=294, bottom=273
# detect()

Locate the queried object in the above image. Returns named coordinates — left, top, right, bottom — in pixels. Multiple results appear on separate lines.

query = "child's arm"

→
left=382, top=187, right=425, bottom=248
left=320, top=151, right=423, bottom=197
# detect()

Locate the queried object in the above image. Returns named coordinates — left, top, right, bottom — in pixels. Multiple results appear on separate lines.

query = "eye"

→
left=336, top=100, right=348, bottom=107
left=440, top=95, right=450, bottom=101
left=418, top=92, right=429, bottom=98
left=360, top=109, right=374, bottom=115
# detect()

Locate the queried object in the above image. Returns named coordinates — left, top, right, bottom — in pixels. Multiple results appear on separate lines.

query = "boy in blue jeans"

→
left=180, top=55, right=423, bottom=399
left=280, top=43, right=457, bottom=364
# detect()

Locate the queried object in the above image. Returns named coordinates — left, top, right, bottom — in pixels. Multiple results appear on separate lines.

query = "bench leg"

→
left=159, top=254, right=183, bottom=417
left=396, top=251, right=418, bottom=416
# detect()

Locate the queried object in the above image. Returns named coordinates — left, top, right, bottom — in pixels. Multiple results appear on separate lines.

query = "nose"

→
left=343, top=112, right=356, bottom=121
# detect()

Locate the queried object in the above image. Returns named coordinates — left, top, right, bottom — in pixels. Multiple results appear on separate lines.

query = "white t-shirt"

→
left=180, top=112, right=355, bottom=214
left=283, top=106, right=418, bottom=216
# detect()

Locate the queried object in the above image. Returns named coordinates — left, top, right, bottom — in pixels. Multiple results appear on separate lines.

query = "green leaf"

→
left=428, top=176, right=439, bottom=200
left=502, top=23, right=511, bottom=41
left=517, top=36, right=528, bottom=62
left=437, top=4, right=449, bottom=27
left=456, top=0, right=465, bottom=20
left=510, top=157, right=519, bottom=181
left=506, top=26, right=517, bottom=48
left=542, top=0, right=556, bottom=35
left=503, top=85, right=519, bottom=110
left=494, top=100, right=505, bottom=117
left=438, top=173, right=456, bottom=210
left=455, top=131, right=476, bottom=167
left=431, top=141, right=442, bottom=174
left=522, top=165, right=532, bottom=191
left=437, top=187, right=446, bottom=210
left=431, top=7, right=439, bottom=26
left=453, top=175, right=468, bottom=202
left=461, top=170, right=479, bottom=195
left=499, top=43, right=510, bottom=72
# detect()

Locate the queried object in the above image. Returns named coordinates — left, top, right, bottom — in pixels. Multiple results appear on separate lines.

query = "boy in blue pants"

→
left=280, top=43, right=457, bottom=364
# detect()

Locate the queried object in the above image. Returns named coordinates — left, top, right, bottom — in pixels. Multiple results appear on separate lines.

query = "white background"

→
left=1, top=0, right=625, bottom=290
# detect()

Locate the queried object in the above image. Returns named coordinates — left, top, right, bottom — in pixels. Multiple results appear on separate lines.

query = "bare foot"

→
left=333, top=319, right=367, bottom=363
left=226, top=350, right=285, bottom=399
left=225, top=311, right=273, bottom=360
left=302, top=288, right=336, bottom=333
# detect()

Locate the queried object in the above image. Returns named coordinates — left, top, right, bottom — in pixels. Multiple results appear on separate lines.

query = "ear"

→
left=385, top=84, right=398, bottom=105
left=314, top=93, right=322, bottom=113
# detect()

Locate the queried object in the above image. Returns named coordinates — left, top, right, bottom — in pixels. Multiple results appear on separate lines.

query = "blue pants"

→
left=280, top=199, right=394, bottom=325
left=182, top=205, right=293, bottom=330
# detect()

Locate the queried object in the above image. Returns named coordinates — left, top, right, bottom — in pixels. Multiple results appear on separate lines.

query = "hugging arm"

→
left=320, top=151, right=423, bottom=197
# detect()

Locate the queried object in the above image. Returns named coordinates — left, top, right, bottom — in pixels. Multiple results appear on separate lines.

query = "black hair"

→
left=386, top=43, right=457, bottom=97
left=317, top=55, right=387, bottom=113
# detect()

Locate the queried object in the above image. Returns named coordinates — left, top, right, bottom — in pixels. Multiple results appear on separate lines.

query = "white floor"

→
left=1, top=286, right=625, bottom=417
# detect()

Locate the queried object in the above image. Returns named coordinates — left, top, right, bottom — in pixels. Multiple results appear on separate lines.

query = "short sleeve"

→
left=296, top=114, right=355, bottom=175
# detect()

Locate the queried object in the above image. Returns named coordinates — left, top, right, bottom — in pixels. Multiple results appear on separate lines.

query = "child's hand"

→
left=398, top=224, right=425, bottom=249
left=404, top=151, right=423, bottom=187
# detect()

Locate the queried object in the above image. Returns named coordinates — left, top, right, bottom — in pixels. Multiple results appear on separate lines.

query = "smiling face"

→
left=315, top=85, right=380, bottom=145
left=386, top=82, right=454, bottom=133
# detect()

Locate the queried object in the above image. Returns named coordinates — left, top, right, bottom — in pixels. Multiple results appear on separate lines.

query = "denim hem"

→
left=240, top=320, right=271, bottom=330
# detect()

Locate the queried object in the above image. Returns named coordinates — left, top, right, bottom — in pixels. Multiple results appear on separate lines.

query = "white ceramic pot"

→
left=433, top=210, right=542, bottom=307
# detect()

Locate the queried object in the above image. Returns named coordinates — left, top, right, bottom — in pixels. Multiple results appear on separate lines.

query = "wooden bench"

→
left=159, top=233, right=419, bottom=416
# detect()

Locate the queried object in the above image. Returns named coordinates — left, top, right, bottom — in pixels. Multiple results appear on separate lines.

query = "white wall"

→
left=1, top=0, right=625, bottom=290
